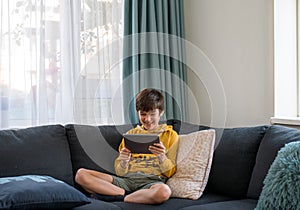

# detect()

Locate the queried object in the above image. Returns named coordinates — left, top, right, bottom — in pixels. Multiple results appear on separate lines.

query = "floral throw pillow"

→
left=167, top=129, right=215, bottom=200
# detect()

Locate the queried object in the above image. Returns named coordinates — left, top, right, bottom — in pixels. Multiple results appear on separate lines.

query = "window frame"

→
left=271, top=0, right=300, bottom=126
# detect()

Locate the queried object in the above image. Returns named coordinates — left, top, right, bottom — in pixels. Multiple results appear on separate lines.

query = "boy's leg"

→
left=124, top=183, right=171, bottom=204
left=75, top=168, right=125, bottom=196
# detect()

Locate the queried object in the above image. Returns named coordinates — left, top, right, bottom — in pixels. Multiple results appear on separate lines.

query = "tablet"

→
left=123, top=134, right=160, bottom=154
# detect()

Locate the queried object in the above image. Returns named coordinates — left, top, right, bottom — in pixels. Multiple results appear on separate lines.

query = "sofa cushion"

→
left=113, top=192, right=232, bottom=210
left=167, top=130, right=215, bottom=200
left=255, top=141, right=300, bottom=210
left=0, top=125, right=73, bottom=186
left=166, top=119, right=209, bottom=135
left=247, top=125, right=300, bottom=199
left=65, top=124, right=132, bottom=178
left=206, top=126, right=268, bottom=198
left=179, top=199, right=258, bottom=210
left=0, top=175, right=90, bottom=210
left=72, top=198, right=121, bottom=210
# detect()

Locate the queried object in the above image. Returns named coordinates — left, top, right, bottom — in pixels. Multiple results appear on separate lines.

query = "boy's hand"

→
left=149, top=142, right=167, bottom=163
left=119, top=147, right=131, bottom=168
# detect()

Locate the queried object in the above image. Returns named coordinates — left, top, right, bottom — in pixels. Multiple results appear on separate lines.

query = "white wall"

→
left=184, top=0, right=274, bottom=127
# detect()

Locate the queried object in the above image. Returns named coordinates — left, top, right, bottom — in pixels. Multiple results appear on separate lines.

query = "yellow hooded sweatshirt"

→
left=114, top=124, right=178, bottom=179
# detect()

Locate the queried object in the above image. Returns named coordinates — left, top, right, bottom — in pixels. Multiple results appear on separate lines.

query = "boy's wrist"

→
left=120, top=160, right=128, bottom=169
left=158, top=154, right=166, bottom=164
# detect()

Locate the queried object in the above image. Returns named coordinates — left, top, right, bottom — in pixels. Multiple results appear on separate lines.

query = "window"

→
left=0, top=0, right=124, bottom=128
left=272, top=0, right=300, bottom=125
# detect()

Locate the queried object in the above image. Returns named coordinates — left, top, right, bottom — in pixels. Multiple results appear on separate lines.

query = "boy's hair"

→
left=135, top=88, right=164, bottom=113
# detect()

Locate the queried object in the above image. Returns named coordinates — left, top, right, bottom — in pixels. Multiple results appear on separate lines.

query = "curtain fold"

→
left=0, top=0, right=123, bottom=128
left=122, top=0, right=188, bottom=124
left=58, top=0, right=81, bottom=123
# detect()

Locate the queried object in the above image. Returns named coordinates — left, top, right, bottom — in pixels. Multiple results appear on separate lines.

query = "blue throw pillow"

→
left=0, top=175, right=90, bottom=210
left=255, top=141, right=300, bottom=210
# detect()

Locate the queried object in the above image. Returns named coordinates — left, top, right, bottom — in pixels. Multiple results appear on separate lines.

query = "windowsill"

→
left=270, top=117, right=300, bottom=126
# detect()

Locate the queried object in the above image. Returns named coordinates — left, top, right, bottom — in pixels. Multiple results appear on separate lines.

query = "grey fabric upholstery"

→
left=0, top=125, right=73, bottom=186
left=1, top=121, right=299, bottom=209
left=247, top=125, right=300, bottom=198
left=206, top=126, right=269, bottom=198
left=179, top=199, right=257, bottom=210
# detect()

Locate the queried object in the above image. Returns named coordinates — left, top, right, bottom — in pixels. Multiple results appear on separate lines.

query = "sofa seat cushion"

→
left=247, top=125, right=300, bottom=199
left=0, top=125, right=73, bottom=186
left=178, top=199, right=257, bottom=210
left=0, top=175, right=90, bottom=210
left=72, top=198, right=121, bottom=210
left=112, top=192, right=232, bottom=210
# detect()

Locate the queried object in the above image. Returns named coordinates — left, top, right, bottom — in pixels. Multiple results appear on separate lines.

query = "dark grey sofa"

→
left=0, top=119, right=299, bottom=210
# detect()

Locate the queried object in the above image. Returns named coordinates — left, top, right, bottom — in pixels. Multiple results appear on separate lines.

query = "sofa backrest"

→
left=167, top=120, right=269, bottom=198
left=205, top=125, right=269, bottom=198
left=247, top=125, right=300, bottom=199
left=5, top=121, right=298, bottom=201
left=65, top=124, right=133, bottom=176
left=0, top=125, right=74, bottom=186
left=166, top=119, right=210, bottom=134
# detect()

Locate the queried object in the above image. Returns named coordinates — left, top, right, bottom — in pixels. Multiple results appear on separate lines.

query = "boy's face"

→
left=138, top=109, right=163, bottom=131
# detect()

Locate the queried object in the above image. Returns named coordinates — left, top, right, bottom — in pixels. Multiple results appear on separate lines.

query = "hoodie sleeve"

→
left=159, top=130, right=179, bottom=178
left=114, top=139, right=129, bottom=176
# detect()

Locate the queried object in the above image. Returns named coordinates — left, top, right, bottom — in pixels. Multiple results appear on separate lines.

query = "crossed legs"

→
left=75, top=168, right=171, bottom=204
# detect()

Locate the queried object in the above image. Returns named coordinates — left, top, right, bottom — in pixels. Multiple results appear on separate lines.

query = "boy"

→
left=75, top=88, right=178, bottom=204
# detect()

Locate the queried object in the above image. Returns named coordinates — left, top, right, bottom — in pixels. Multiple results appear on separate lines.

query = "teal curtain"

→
left=122, top=0, right=188, bottom=124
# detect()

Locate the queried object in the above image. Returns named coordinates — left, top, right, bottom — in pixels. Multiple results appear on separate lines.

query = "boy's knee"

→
left=75, top=168, right=88, bottom=184
left=152, top=184, right=171, bottom=203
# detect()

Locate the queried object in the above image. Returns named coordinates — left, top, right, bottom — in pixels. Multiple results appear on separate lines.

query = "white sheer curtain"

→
left=0, top=0, right=123, bottom=128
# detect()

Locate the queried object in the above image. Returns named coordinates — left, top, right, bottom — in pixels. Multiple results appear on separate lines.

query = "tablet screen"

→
left=123, top=134, right=160, bottom=154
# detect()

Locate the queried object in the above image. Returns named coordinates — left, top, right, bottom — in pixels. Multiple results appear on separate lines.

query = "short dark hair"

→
left=135, top=88, right=164, bottom=113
